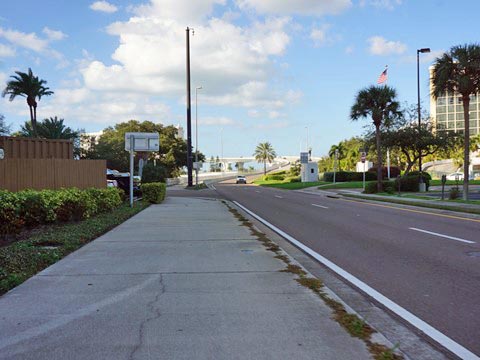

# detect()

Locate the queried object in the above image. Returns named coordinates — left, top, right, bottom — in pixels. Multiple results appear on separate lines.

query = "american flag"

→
left=377, top=66, right=388, bottom=84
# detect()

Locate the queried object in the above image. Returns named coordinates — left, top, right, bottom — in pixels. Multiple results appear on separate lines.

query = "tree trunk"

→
left=263, top=161, right=266, bottom=175
left=33, top=104, right=38, bottom=137
left=463, top=96, right=470, bottom=201
left=375, top=124, right=383, bottom=192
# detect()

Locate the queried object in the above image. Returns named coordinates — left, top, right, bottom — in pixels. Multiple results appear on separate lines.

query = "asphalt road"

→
left=207, top=180, right=480, bottom=357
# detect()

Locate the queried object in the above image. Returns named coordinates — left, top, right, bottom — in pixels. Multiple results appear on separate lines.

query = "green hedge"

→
left=0, top=187, right=123, bottom=238
left=141, top=182, right=166, bottom=204
left=264, top=174, right=285, bottom=181
left=364, top=181, right=396, bottom=194
left=324, top=171, right=377, bottom=182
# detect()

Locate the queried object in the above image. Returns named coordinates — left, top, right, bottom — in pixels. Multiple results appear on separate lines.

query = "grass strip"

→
left=254, top=180, right=328, bottom=190
left=343, top=193, right=480, bottom=215
left=429, top=179, right=480, bottom=186
left=319, top=181, right=373, bottom=189
left=0, top=202, right=149, bottom=295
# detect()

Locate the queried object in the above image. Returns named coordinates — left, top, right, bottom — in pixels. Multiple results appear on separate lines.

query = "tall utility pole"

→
left=186, top=27, right=193, bottom=187
left=195, top=85, right=202, bottom=185
left=417, top=47, right=430, bottom=176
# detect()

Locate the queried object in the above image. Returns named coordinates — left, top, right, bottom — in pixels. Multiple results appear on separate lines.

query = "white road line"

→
left=275, top=195, right=283, bottom=199
left=409, top=227, right=475, bottom=244
left=210, top=184, right=216, bottom=191
left=312, top=204, right=329, bottom=209
left=255, top=190, right=261, bottom=193
left=233, top=201, right=479, bottom=360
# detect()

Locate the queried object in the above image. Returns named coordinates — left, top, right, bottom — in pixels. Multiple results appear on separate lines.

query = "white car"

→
left=236, top=176, right=247, bottom=184
left=446, top=172, right=464, bottom=181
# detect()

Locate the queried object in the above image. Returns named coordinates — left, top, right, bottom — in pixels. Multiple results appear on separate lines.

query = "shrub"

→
left=449, top=187, right=460, bottom=200
left=368, top=166, right=401, bottom=179
left=323, top=171, right=376, bottom=182
left=0, top=191, right=24, bottom=237
left=286, top=176, right=301, bottom=183
left=394, top=175, right=429, bottom=192
left=364, top=180, right=395, bottom=194
left=141, top=182, right=166, bottom=204
left=16, top=190, right=60, bottom=226
left=85, top=188, right=122, bottom=213
left=264, top=174, right=285, bottom=181
left=141, top=163, right=167, bottom=184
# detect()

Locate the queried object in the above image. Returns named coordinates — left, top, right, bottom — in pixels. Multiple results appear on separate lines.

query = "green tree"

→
left=328, top=143, right=345, bottom=171
left=0, top=114, right=10, bottom=135
left=209, top=156, right=215, bottom=172
left=85, top=120, right=191, bottom=178
left=2, top=68, right=54, bottom=136
left=254, top=142, right=277, bottom=175
left=431, top=44, right=480, bottom=200
left=19, top=117, right=78, bottom=140
left=351, top=85, right=401, bottom=192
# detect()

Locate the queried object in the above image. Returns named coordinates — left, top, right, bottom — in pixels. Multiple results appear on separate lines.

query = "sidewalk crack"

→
left=129, top=274, right=165, bottom=360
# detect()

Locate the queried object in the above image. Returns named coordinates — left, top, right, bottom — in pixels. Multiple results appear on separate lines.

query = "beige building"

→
left=429, top=67, right=480, bottom=136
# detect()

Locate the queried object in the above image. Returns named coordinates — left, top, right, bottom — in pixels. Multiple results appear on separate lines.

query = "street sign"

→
left=361, top=152, right=366, bottom=163
left=125, top=132, right=160, bottom=152
left=300, top=152, right=309, bottom=164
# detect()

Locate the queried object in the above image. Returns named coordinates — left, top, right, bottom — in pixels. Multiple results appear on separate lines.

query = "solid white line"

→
left=312, top=204, right=329, bottom=209
left=233, top=201, right=479, bottom=360
left=409, top=227, right=475, bottom=244
left=210, top=184, right=216, bottom=191
left=255, top=190, right=261, bottom=193
left=275, top=195, right=283, bottom=199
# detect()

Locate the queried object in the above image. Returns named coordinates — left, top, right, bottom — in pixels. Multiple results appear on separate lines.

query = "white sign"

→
left=125, top=132, right=160, bottom=152
left=0, top=148, right=4, bottom=160
left=193, top=162, right=202, bottom=170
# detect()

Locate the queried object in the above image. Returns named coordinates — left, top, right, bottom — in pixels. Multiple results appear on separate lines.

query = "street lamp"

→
left=417, top=47, right=430, bottom=176
left=195, top=85, right=202, bottom=185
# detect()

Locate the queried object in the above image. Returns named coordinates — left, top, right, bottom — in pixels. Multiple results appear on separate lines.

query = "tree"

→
left=431, top=44, right=480, bottom=200
left=380, top=120, right=455, bottom=176
left=83, top=120, right=191, bottom=178
left=351, top=85, right=401, bottom=192
left=328, top=143, right=345, bottom=171
left=2, top=68, right=54, bottom=135
left=19, top=117, right=79, bottom=139
left=0, top=114, right=10, bottom=135
left=254, top=142, right=277, bottom=175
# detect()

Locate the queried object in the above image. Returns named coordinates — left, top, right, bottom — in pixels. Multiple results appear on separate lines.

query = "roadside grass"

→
left=319, top=181, right=373, bottom=189
left=185, top=182, right=208, bottom=190
left=0, top=202, right=149, bottom=295
left=430, top=179, right=480, bottom=186
left=254, top=179, right=328, bottom=190
left=343, top=193, right=480, bottom=215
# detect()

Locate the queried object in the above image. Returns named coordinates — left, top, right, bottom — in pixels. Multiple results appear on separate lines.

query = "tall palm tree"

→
left=2, top=68, right=54, bottom=136
left=431, top=44, right=480, bottom=200
left=254, top=142, right=277, bottom=175
left=351, top=85, right=401, bottom=192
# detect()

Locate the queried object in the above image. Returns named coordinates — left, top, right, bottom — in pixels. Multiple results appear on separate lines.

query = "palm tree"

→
left=19, top=117, right=78, bottom=140
left=351, top=85, right=401, bottom=192
left=254, top=142, right=277, bottom=175
left=2, top=68, right=54, bottom=136
left=431, top=44, right=480, bottom=200
left=328, top=143, right=345, bottom=171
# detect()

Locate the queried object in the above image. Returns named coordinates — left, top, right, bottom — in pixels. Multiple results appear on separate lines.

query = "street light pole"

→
left=186, top=27, right=193, bottom=187
left=417, top=47, right=430, bottom=176
left=195, top=85, right=202, bottom=186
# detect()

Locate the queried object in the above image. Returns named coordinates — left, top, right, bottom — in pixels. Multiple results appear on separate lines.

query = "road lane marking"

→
left=233, top=200, right=479, bottom=360
left=210, top=184, right=216, bottom=190
left=312, top=204, right=329, bottom=209
left=409, top=227, right=475, bottom=244
left=342, top=198, right=480, bottom=223
left=255, top=190, right=261, bottom=193
left=275, top=195, right=283, bottom=199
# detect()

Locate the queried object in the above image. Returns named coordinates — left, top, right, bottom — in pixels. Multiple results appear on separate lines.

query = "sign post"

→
left=361, top=151, right=366, bottom=190
left=125, top=133, right=160, bottom=207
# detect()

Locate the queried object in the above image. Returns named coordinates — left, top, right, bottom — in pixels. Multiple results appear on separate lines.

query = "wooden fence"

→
left=0, top=159, right=106, bottom=192
left=0, top=136, right=73, bottom=159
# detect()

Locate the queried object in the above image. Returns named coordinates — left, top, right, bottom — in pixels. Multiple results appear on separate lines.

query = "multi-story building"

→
left=429, top=67, right=480, bottom=136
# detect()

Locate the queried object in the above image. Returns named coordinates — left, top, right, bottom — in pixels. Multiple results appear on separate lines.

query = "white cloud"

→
left=368, top=36, right=407, bottom=56
left=90, top=1, right=118, bottom=13
left=132, top=0, right=225, bottom=23
left=248, top=109, right=260, bottom=118
left=0, top=43, right=15, bottom=57
left=0, top=27, right=48, bottom=52
left=400, top=49, right=444, bottom=64
left=360, top=0, right=402, bottom=10
left=345, top=45, right=354, bottom=54
left=236, top=0, right=352, bottom=16
left=254, top=120, right=289, bottom=129
left=42, top=27, right=67, bottom=41
left=199, top=116, right=236, bottom=126
left=310, top=24, right=339, bottom=47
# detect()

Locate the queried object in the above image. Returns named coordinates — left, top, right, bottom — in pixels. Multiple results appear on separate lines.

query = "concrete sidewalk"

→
left=0, top=197, right=372, bottom=360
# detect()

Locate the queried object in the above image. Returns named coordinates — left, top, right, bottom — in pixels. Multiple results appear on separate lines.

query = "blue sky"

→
left=1, top=0, right=479, bottom=159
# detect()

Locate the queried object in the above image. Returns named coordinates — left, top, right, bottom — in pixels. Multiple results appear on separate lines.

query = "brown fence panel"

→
left=0, top=137, right=73, bottom=160
left=0, top=159, right=106, bottom=192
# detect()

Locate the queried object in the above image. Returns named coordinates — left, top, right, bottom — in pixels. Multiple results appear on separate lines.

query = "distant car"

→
left=446, top=172, right=464, bottom=181
left=236, top=175, right=247, bottom=184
